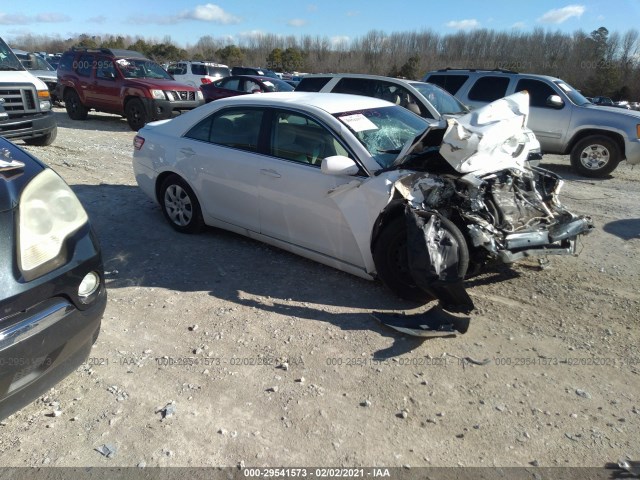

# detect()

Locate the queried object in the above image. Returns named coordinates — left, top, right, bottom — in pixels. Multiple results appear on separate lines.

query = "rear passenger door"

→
left=176, top=107, right=264, bottom=231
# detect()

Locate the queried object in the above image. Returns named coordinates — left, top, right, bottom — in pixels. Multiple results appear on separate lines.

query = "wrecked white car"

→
left=133, top=91, right=592, bottom=335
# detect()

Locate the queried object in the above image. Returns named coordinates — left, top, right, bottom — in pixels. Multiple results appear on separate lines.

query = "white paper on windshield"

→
left=339, top=114, right=378, bottom=132
left=116, top=59, right=131, bottom=66
left=557, top=83, right=572, bottom=92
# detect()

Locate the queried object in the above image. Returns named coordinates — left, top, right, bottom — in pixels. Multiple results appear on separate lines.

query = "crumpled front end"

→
left=391, top=164, right=594, bottom=313
left=375, top=93, right=594, bottom=336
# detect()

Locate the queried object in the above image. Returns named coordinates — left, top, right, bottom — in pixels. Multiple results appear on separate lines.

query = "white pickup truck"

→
left=0, top=37, right=57, bottom=146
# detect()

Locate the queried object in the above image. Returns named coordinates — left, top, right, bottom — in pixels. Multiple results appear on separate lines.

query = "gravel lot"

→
left=1, top=107, right=638, bottom=468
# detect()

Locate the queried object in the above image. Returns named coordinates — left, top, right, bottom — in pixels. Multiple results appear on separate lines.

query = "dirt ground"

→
left=0, top=107, right=638, bottom=468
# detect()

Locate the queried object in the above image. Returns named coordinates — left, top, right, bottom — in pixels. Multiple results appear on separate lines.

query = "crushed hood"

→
left=439, top=91, right=531, bottom=174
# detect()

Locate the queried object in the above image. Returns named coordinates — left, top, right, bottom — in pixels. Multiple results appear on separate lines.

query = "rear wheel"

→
left=64, top=90, right=88, bottom=120
left=159, top=175, right=204, bottom=234
left=125, top=98, right=148, bottom=131
left=570, top=135, right=620, bottom=178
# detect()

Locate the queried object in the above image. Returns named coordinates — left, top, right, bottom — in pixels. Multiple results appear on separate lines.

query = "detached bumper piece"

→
left=372, top=306, right=470, bottom=337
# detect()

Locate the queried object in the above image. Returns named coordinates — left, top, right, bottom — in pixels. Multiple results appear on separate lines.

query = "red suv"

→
left=56, top=48, right=204, bottom=130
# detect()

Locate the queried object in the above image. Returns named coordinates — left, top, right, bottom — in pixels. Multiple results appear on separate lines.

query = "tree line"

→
left=10, top=26, right=640, bottom=100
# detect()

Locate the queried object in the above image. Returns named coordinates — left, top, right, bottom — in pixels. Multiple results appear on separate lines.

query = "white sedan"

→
left=133, top=92, right=592, bottom=332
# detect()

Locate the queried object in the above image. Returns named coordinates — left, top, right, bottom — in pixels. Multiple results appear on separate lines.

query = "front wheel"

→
left=64, top=90, right=88, bottom=120
left=570, top=135, right=621, bottom=178
left=159, top=175, right=204, bottom=234
left=125, top=98, right=148, bottom=131
left=373, top=216, right=435, bottom=304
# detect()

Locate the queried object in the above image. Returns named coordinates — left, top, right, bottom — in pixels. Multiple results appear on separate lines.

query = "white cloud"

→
left=346, top=10, right=360, bottom=17
left=88, top=15, right=107, bottom=24
left=331, top=35, right=350, bottom=46
left=537, top=4, right=585, bottom=24
left=511, top=21, right=526, bottom=29
left=177, top=3, right=240, bottom=24
left=0, top=12, right=68, bottom=24
left=288, top=18, right=307, bottom=27
left=36, top=13, right=70, bottom=23
left=307, top=4, right=318, bottom=12
left=446, top=19, right=480, bottom=30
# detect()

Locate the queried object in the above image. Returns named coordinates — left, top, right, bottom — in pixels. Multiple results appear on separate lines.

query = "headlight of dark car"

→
left=18, top=169, right=88, bottom=280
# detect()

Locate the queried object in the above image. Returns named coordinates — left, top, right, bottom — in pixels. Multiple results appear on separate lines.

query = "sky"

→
left=2, top=1, right=640, bottom=48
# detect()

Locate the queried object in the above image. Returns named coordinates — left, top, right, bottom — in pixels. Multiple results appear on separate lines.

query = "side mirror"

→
left=546, top=95, right=564, bottom=109
left=321, top=156, right=360, bottom=176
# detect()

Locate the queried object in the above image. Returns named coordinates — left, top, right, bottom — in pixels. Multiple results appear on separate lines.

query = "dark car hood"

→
left=123, top=78, right=198, bottom=91
left=0, top=140, right=45, bottom=212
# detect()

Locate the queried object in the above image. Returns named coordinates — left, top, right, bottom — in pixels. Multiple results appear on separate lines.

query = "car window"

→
left=375, top=81, right=432, bottom=118
left=208, top=66, right=230, bottom=77
left=167, top=64, right=186, bottom=75
left=409, top=82, right=468, bottom=117
left=117, top=58, right=172, bottom=80
left=244, top=80, right=261, bottom=92
left=191, top=64, right=207, bottom=75
left=425, top=74, right=469, bottom=95
left=270, top=112, right=350, bottom=166
left=515, top=79, right=559, bottom=108
left=76, top=54, right=94, bottom=77
left=219, top=78, right=240, bottom=91
left=96, top=58, right=116, bottom=79
left=333, top=78, right=375, bottom=96
left=57, top=53, right=74, bottom=72
left=185, top=108, right=263, bottom=152
left=295, top=77, right=332, bottom=92
left=468, top=76, right=510, bottom=102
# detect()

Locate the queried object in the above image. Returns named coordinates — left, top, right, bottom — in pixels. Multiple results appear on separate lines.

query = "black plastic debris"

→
left=371, top=305, right=470, bottom=338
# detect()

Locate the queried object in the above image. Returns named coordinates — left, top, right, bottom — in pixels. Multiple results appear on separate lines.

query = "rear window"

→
left=295, top=77, right=332, bottom=92
left=208, top=66, right=230, bottom=77
left=468, top=76, right=510, bottom=102
left=425, top=74, right=469, bottom=95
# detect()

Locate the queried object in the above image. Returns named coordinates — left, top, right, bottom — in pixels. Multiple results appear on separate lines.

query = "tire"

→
left=23, top=126, right=57, bottom=146
left=159, top=175, right=204, bottom=234
left=64, top=90, right=88, bottom=120
left=570, top=135, right=621, bottom=178
left=125, top=98, right=148, bottom=131
left=373, top=214, right=470, bottom=304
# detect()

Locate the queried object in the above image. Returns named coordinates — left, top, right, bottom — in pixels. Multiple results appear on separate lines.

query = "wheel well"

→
left=370, top=199, right=406, bottom=253
left=155, top=171, right=178, bottom=204
left=566, top=130, right=625, bottom=158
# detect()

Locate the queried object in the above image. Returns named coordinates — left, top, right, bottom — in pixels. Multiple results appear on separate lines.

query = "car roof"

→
left=210, top=92, right=393, bottom=113
left=425, top=69, right=563, bottom=83
left=302, top=73, right=415, bottom=85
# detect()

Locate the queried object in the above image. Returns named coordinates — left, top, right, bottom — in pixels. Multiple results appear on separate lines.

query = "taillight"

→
left=133, top=135, right=145, bottom=151
left=201, top=78, right=212, bottom=84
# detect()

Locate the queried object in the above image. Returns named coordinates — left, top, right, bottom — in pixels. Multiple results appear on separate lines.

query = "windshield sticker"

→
left=339, top=114, right=378, bottom=132
left=116, top=59, right=132, bottom=67
left=557, top=83, right=572, bottom=92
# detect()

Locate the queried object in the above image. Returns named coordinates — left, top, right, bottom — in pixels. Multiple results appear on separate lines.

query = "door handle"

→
left=180, top=147, right=195, bottom=157
left=260, top=169, right=281, bottom=178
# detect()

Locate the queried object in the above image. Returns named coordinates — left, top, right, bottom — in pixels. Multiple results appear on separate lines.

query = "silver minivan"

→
left=423, top=69, right=640, bottom=177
